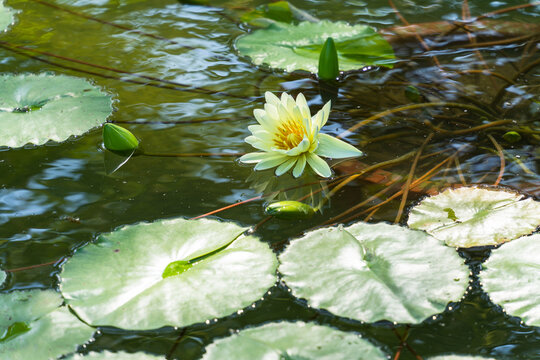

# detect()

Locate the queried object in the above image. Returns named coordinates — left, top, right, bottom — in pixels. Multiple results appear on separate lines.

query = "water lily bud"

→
left=103, top=123, right=139, bottom=152
left=318, top=37, right=339, bottom=81
left=265, top=201, right=315, bottom=220
left=502, top=131, right=521, bottom=143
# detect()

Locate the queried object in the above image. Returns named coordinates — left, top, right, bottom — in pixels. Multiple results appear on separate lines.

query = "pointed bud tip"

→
left=103, top=123, right=139, bottom=152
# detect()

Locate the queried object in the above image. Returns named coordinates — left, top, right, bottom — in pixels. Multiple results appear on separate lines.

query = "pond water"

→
left=0, top=0, right=539, bottom=359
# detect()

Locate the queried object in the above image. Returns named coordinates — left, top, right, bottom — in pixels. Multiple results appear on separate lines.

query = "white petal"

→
left=313, top=101, right=332, bottom=129
left=293, top=154, right=307, bottom=178
left=307, top=153, right=332, bottom=178
left=254, top=154, right=289, bottom=170
left=239, top=152, right=273, bottom=164
left=264, top=104, right=280, bottom=125
left=275, top=157, right=297, bottom=176
left=295, top=93, right=311, bottom=119
left=245, top=136, right=272, bottom=151
left=315, top=133, right=363, bottom=159
left=253, top=109, right=274, bottom=130
left=265, top=91, right=280, bottom=106
left=274, top=137, right=311, bottom=156
left=248, top=124, right=264, bottom=134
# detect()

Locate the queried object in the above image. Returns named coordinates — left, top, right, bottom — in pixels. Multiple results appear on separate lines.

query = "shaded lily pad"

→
left=60, top=218, right=278, bottom=330
left=279, top=223, right=469, bottom=324
left=481, top=233, right=540, bottom=326
left=0, top=73, right=113, bottom=148
left=236, top=20, right=395, bottom=73
left=66, top=350, right=164, bottom=360
left=0, top=289, right=95, bottom=360
left=201, top=321, right=386, bottom=360
left=0, top=1, right=15, bottom=32
left=407, top=187, right=540, bottom=248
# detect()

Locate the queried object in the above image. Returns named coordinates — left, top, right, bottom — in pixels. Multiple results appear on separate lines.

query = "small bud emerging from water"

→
left=502, top=131, right=521, bottom=143
left=103, top=123, right=139, bottom=152
left=265, top=201, right=315, bottom=220
left=318, top=37, right=339, bottom=81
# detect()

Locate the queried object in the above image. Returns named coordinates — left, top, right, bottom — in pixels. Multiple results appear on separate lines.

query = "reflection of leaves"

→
left=236, top=21, right=395, bottom=73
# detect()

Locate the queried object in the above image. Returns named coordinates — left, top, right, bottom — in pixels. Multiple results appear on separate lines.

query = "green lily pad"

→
left=201, top=321, right=387, bottom=360
left=481, top=233, right=540, bottom=326
left=0, top=289, right=95, bottom=360
left=0, top=73, right=113, bottom=148
left=60, top=218, right=278, bottom=330
left=427, top=356, right=497, bottom=360
left=407, top=187, right=540, bottom=248
left=0, top=270, right=5, bottom=286
left=236, top=20, right=395, bottom=73
left=0, top=1, right=15, bottom=32
left=66, top=350, right=164, bottom=360
left=279, top=223, right=469, bottom=324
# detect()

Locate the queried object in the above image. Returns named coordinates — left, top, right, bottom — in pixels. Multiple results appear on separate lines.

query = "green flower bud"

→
left=318, top=37, right=339, bottom=81
left=265, top=201, right=315, bottom=220
left=103, top=123, right=139, bottom=152
left=502, top=131, right=521, bottom=144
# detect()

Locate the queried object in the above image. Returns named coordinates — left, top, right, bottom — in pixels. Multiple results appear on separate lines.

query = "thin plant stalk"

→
left=394, top=133, right=434, bottom=223
left=454, top=157, right=468, bottom=186
left=487, top=134, right=506, bottom=186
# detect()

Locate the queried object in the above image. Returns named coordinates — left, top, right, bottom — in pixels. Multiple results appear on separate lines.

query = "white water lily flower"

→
left=240, top=92, right=363, bottom=178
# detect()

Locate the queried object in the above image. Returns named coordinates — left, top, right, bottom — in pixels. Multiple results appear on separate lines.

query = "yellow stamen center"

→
left=273, top=119, right=306, bottom=150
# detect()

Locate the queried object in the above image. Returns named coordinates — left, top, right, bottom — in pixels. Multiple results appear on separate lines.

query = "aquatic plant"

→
left=239, top=91, right=363, bottom=178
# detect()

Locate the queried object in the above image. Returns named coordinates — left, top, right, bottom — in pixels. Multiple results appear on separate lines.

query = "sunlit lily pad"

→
left=60, top=218, right=278, bottom=330
left=279, top=223, right=469, bottom=324
left=236, top=20, right=395, bottom=73
left=201, top=321, right=386, bottom=360
left=427, top=356, right=497, bottom=360
left=407, top=187, right=540, bottom=248
left=66, top=350, right=164, bottom=360
left=0, top=73, right=113, bottom=148
left=481, top=233, right=540, bottom=326
left=0, top=289, right=95, bottom=360
left=0, top=1, right=15, bottom=32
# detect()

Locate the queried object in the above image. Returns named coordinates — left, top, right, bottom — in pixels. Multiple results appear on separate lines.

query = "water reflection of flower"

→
left=240, top=92, right=363, bottom=178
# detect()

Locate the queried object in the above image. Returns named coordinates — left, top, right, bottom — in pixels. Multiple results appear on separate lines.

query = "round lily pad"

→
left=0, top=289, right=95, bottom=360
left=0, top=73, right=113, bottom=148
left=236, top=20, right=395, bottom=73
left=427, top=356, right=497, bottom=360
left=279, top=223, right=469, bottom=324
left=66, top=351, right=164, bottom=360
left=59, top=218, right=278, bottom=330
left=201, top=321, right=387, bottom=360
left=481, top=233, right=540, bottom=326
left=407, top=187, right=540, bottom=248
left=0, top=1, right=15, bottom=32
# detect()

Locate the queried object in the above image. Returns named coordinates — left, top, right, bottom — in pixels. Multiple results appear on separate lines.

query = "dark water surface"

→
left=1, top=0, right=539, bottom=359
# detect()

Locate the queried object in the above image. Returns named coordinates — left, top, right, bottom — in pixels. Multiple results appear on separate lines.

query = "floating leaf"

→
left=318, top=37, right=339, bottom=80
left=236, top=20, right=395, bottom=73
left=103, top=123, right=139, bottom=153
left=481, top=233, right=540, bottom=326
left=0, top=290, right=95, bottom=360
left=279, top=223, right=469, bottom=324
left=65, top=350, right=164, bottom=360
left=0, top=270, right=5, bottom=286
left=240, top=1, right=318, bottom=28
left=427, top=356, right=497, bottom=360
left=202, top=321, right=387, bottom=360
left=60, top=218, right=278, bottom=330
left=0, top=73, right=113, bottom=148
left=265, top=201, right=315, bottom=220
left=407, top=187, right=540, bottom=248
left=0, top=1, right=15, bottom=32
